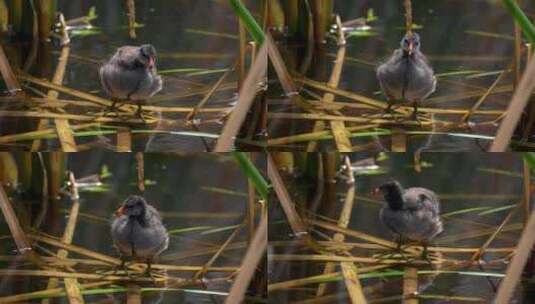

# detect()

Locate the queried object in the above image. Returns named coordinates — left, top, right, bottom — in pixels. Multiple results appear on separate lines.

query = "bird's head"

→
left=374, top=180, right=402, bottom=195
left=374, top=180, right=405, bottom=210
left=138, top=44, right=157, bottom=69
left=115, top=195, right=147, bottom=218
left=400, top=32, right=420, bottom=56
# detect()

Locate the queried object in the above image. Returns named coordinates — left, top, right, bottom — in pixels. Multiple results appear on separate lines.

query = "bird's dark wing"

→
left=145, top=204, right=163, bottom=223
left=99, top=65, right=113, bottom=95
left=404, top=187, right=440, bottom=215
left=112, top=46, right=144, bottom=70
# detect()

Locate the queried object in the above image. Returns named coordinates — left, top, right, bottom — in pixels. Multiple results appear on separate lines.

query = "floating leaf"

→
left=100, top=165, right=112, bottom=179
left=366, top=9, right=378, bottom=22
left=346, top=29, right=378, bottom=38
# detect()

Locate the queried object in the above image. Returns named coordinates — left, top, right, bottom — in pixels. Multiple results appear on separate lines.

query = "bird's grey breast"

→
left=111, top=216, right=132, bottom=254
left=129, top=71, right=162, bottom=101
left=111, top=215, right=168, bottom=258
left=377, top=50, right=408, bottom=101
left=405, top=55, right=436, bottom=101
left=129, top=219, right=168, bottom=258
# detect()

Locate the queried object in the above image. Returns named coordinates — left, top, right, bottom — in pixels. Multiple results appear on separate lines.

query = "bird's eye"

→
left=140, top=50, right=149, bottom=59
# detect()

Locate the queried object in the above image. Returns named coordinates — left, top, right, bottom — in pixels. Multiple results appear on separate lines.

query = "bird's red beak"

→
left=408, top=42, right=414, bottom=55
left=115, top=205, right=125, bottom=217
left=372, top=187, right=381, bottom=196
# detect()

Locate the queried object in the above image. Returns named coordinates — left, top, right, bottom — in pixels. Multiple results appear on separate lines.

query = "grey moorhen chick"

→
left=376, top=180, right=443, bottom=258
left=99, top=44, right=163, bottom=120
left=111, top=195, right=169, bottom=276
left=376, top=33, right=436, bottom=119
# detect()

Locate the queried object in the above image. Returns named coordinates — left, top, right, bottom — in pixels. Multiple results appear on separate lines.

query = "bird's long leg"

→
left=421, top=241, right=433, bottom=265
left=381, top=103, right=394, bottom=118
left=103, top=98, right=122, bottom=117
left=135, top=102, right=148, bottom=123
left=144, top=258, right=156, bottom=281
left=410, top=101, right=419, bottom=121
left=375, top=234, right=409, bottom=263
left=396, top=234, right=404, bottom=251
left=98, top=253, right=129, bottom=279
left=396, top=235, right=413, bottom=262
left=120, top=257, right=136, bottom=279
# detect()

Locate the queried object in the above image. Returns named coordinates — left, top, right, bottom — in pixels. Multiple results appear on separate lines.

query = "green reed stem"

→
left=523, top=152, right=535, bottom=170
left=502, top=0, right=535, bottom=43
left=232, top=152, right=269, bottom=201
left=228, top=0, right=265, bottom=44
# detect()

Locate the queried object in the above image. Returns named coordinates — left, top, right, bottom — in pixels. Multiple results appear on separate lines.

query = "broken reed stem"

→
left=17, top=73, right=133, bottom=111
left=116, top=127, right=132, bottom=152
left=470, top=206, right=517, bottom=262
left=269, top=240, right=515, bottom=254
left=0, top=123, right=99, bottom=144
left=0, top=282, right=110, bottom=303
left=0, top=96, right=231, bottom=113
left=126, top=0, right=136, bottom=39
left=36, top=0, right=55, bottom=41
left=266, top=32, right=298, bottom=94
left=32, top=26, right=77, bottom=152
left=194, top=224, right=243, bottom=281
left=317, top=156, right=363, bottom=299
left=247, top=153, right=256, bottom=245
left=494, top=207, right=535, bottom=303
left=523, top=42, right=535, bottom=142
left=0, top=269, right=168, bottom=283
left=126, top=284, right=141, bottom=304
left=224, top=212, right=267, bottom=304
left=267, top=153, right=308, bottom=235
left=0, top=184, right=32, bottom=252
left=402, top=267, right=418, bottom=304
left=214, top=44, right=267, bottom=151
left=490, top=52, right=535, bottom=151
left=404, top=0, right=413, bottom=36
left=523, top=158, right=531, bottom=227
left=43, top=172, right=83, bottom=304
left=513, top=4, right=522, bottom=89
left=268, top=124, right=378, bottom=146
left=186, top=64, right=234, bottom=122
left=30, top=233, right=239, bottom=273
left=52, top=48, right=77, bottom=152
left=391, top=128, right=407, bottom=152
left=238, top=18, right=247, bottom=89
left=0, top=44, right=21, bottom=93
left=460, top=67, right=508, bottom=124
left=32, top=153, right=49, bottom=230
left=269, top=265, right=389, bottom=292
left=341, top=262, right=368, bottom=304
left=136, top=152, right=145, bottom=193
left=307, top=15, right=351, bottom=152
left=269, top=112, right=435, bottom=127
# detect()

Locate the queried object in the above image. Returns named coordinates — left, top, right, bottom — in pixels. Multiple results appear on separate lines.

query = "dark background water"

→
left=0, top=152, right=264, bottom=303
left=269, top=153, right=528, bottom=302
left=269, top=0, right=533, bottom=151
